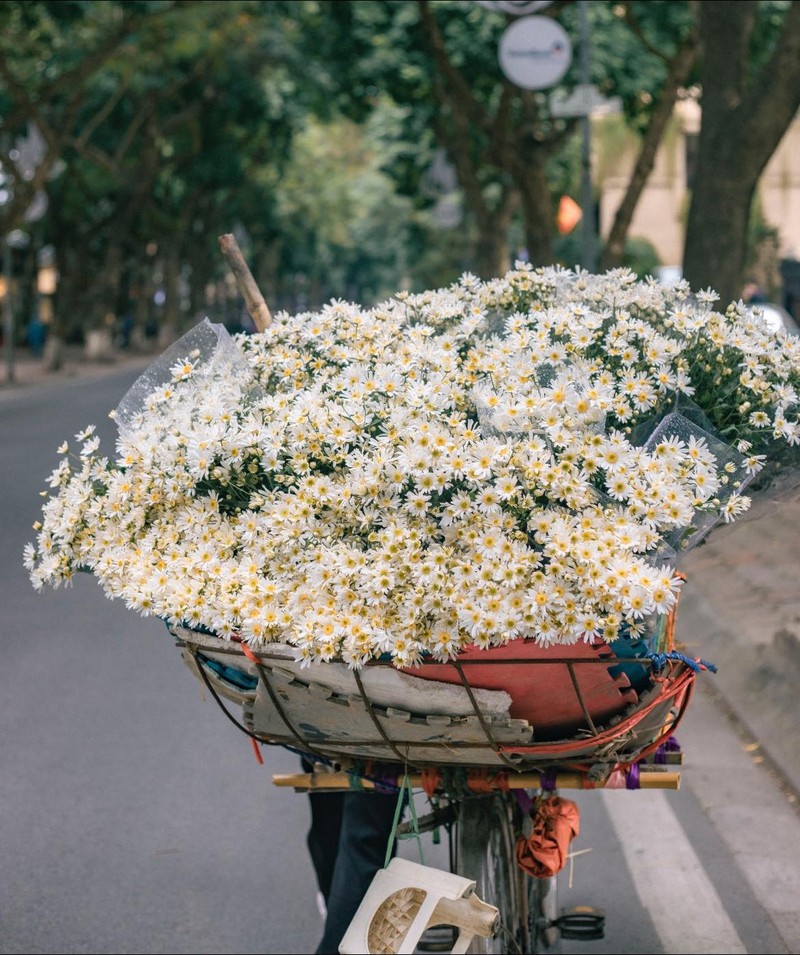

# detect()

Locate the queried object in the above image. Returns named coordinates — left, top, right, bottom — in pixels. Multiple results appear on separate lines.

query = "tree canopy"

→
left=0, top=0, right=798, bottom=363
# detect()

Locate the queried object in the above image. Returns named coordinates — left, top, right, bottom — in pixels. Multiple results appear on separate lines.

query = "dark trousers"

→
left=303, top=758, right=401, bottom=954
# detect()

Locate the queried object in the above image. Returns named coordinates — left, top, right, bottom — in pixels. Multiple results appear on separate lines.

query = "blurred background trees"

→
left=1, top=0, right=799, bottom=370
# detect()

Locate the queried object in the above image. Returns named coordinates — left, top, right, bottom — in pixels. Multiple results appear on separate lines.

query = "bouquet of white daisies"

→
left=25, top=262, right=800, bottom=668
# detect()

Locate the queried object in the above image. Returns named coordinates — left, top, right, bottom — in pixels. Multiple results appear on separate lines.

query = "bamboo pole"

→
left=218, top=233, right=272, bottom=332
left=271, top=769, right=681, bottom=792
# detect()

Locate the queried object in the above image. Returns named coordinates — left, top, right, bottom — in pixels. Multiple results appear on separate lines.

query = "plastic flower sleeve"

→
left=643, top=410, right=755, bottom=557
left=112, top=318, right=256, bottom=438
left=645, top=539, right=680, bottom=568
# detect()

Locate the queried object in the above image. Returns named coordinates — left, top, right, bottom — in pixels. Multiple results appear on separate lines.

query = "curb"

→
left=680, top=587, right=800, bottom=798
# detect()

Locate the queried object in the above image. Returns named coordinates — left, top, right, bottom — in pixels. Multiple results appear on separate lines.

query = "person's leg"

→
left=314, top=788, right=400, bottom=955
left=307, top=791, right=345, bottom=904
left=303, top=757, right=345, bottom=904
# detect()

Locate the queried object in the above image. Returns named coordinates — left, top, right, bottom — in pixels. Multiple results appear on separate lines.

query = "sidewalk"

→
left=0, top=344, right=156, bottom=398
left=678, top=482, right=800, bottom=796
left=5, top=344, right=800, bottom=795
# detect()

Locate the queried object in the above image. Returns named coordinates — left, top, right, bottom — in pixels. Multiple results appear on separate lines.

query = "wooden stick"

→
left=218, top=233, right=272, bottom=332
left=271, top=769, right=681, bottom=792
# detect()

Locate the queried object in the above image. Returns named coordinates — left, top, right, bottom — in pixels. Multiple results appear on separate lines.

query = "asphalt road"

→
left=1, top=367, right=320, bottom=954
left=2, top=365, right=800, bottom=954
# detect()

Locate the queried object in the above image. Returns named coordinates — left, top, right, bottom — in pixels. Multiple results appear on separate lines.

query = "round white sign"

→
left=498, top=15, right=572, bottom=90
left=476, top=1, right=554, bottom=13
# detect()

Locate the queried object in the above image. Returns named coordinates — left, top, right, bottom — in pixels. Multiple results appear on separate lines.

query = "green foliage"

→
left=580, top=1, right=696, bottom=134
left=273, top=102, right=417, bottom=306
left=1, top=0, right=797, bottom=344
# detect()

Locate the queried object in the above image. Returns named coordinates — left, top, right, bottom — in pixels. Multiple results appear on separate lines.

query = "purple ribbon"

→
left=626, top=763, right=640, bottom=789
left=541, top=768, right=559, bottom=791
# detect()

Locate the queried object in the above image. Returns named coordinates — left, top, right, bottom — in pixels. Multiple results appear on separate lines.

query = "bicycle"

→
left=167, top=594, right=703, bottom=954
left=268, top=753, right=681, bottom=953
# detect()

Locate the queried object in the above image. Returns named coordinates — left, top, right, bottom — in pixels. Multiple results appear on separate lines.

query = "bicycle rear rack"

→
left=170, top=617, right=698, bottom=787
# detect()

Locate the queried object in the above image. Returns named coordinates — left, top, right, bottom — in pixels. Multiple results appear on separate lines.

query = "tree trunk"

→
left=52, top=240, right=91, bottom=344
left=517, top=163, right=555, bottom=267
left=471, top=189, right=518, bottom=279
left=472, top=227, right=511, bottom=280
left=683, top=1, right=800, bottom=305
left=256, top=241, right=282, bottom=316
left=685, top=153, right=758, bottom=305
left=600, top=34, right=698, bottom=271
left=160, top=243, right=182, bottom=344
left=134, top=262, right=152, bottom=339
left=42, top=333, right=64, bottom=372
left=83, top=236, right=125, bottom=360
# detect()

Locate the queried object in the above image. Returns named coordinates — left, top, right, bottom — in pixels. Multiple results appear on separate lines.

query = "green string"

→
left=384, top=771, right=425, bottom=869
left=347, top=773, right=365, bottom=792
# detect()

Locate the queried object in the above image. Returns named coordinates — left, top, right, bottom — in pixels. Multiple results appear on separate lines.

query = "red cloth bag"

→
left=515, top=795, right=580, bottom=878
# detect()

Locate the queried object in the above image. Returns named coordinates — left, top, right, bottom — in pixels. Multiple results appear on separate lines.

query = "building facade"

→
left=596, top=98, right=800, bottom=301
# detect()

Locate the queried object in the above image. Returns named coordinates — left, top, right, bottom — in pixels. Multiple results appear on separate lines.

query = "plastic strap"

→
left=374, top=770, right=399, bottom=795
left=515, top=789, right=535, bottom=815
left=541, top=768, right=558, bottom=791
left=385, top=772, right=425, bottom=869
left=655, top=735, right=681, bottom=763
left=626, top=763, right=641, bottom=790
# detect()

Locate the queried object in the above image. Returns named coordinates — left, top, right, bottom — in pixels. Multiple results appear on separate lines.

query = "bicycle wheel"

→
left=526, top=871, right=561, bottom=953
left=454, top=792, right=528, bottom=954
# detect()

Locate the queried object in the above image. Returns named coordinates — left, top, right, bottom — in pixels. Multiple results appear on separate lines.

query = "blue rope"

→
left=647, top=650, right=717, bottom=673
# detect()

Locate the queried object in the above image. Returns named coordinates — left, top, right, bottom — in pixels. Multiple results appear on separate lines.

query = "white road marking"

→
left=681, top=688, right=800, bottom=953
left=601, top=788, right=748, bottom=954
